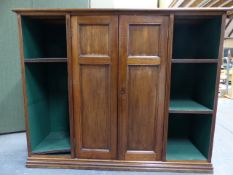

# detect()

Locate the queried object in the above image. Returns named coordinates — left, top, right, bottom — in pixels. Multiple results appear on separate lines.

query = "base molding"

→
left=27, top=156, right=213, bottom=173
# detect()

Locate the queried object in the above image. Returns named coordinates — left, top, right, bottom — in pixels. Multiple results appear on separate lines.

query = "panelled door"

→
left=71, top=16, right=118, bottom=159
left=118, top=16, right=169, bottom=161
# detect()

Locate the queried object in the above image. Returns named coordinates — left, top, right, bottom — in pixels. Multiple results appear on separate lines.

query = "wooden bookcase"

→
left=14, top=8, right=229, bottom=173
left=167, top=15, right=221, bottom=162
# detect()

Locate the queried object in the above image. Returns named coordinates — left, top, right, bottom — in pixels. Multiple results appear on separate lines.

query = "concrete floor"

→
left=0, top=98, right=232, bottom=175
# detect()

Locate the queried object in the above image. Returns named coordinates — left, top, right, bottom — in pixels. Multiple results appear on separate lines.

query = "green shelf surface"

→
left=166, top=138, right=207, bottom=161
left=32, top=131, right=70, bottom=154
left=169, top=99, right=213, bottom=113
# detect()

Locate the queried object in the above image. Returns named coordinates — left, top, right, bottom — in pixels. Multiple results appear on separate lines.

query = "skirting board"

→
left=27, top=156, right=213, bottom=173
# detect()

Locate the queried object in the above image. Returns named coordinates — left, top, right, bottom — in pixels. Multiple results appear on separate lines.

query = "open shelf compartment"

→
left=173, top=15, right=221, bottom=60
left=25, top=63, right=70, bottom=154
left=21, top=16, right=67, bottom=60
left=166, top=114, right=212, bottom=161
left=169, top=63, right=217, bottom=113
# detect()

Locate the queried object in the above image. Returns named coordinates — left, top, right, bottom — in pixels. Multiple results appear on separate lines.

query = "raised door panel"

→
left=71, top=16, right=118, bottom=159
left=128, top=66, right=158, bottom=151
left=80, top=65, right=110, bottom=150
left=119, top=16, right=169, bottom=161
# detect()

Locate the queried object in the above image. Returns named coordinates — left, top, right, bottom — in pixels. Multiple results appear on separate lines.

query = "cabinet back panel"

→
left=168, top=114, right=212, bottom=160
left=48, top=64, right=69, bottom=132
left=25, top=63, right=70, bottom=152
left=25, top=64, right=50, bottom=150
left=170, top=64, right=217, bottom=109
left=193, top=64, right=217, bottom=109
left=22, top=18, right=44, bottom=58
left=22, top=17, right=67, bottom=58
left=173, top=16, right=221, bottom=59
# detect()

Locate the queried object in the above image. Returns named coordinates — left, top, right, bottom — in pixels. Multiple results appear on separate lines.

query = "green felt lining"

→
left=173, top=16, right=221, bottom=59
left=25, top=63, right=70, bottom=154
left=21, top=17, right=67, bottom=59
left=167, top=114, right=212, bottom=160
left=168, top=16, right=221, bottom=161
left=32, top=131, right=70, bottom=154
left=170, top=63, right=217, bottom=110
left=169, top=99, right=212, bottom=112
left=166, top=138, right=206, bottom=160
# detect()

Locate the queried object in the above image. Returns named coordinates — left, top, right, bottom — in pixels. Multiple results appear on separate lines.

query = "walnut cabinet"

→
left=14, top=8, right=228, bottom=173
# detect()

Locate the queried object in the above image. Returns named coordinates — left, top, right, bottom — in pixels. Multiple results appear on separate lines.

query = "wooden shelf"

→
left=166, top=138, right=207, bottom=161
left=32, top=131, right=70, bottom=154
left=172, top=59, right=218, bottom=63
left=24, top=58, right=67, bottom=63
left=169, top=99, right=213, bottom=114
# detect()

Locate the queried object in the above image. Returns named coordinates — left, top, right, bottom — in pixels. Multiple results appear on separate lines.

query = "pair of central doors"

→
left=71, top=15, right=169, bottom=161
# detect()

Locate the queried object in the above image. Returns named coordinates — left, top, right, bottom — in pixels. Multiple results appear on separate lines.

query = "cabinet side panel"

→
left=208, top=14, right=227, bottom=162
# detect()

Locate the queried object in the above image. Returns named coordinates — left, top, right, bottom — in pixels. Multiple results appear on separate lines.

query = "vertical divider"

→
left=66, top=13, right=75, bottom=158
left=162, top=14, right=174, bottom=161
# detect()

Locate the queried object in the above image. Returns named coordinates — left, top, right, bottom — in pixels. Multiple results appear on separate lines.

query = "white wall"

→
left=91, top=0, right=158, bottom=9
left=159, top=0, right=173, bottom=8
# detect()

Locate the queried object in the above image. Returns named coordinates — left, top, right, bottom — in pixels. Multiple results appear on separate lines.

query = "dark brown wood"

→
left=66, top=14, right=75, bottom=159
left=71, top=16, right=118, bottom=159
left=17, top=14, right=32, bottom=157
left=162, top=14, right=174, bottom=161
left=172, top=59, right=219, bottom=63
left=13, top=8, right=230, bottom=13
left=118, top=15, right=169, bottom=161
left=26, top=156, right=213, bottom=173
left=24, top=58, right=67, bottom=63
left=15, top=8, right=228, bottom=173
left=208, top=13, right=226, bottom=162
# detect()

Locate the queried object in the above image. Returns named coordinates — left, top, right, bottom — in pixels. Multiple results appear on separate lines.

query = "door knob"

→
left=120, top=88, right=126, bottom=95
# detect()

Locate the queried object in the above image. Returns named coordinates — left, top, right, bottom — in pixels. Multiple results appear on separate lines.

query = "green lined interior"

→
left=25, top=63, right=70, bottom=154
left=169, top=99, right=212, bottom=112
left=173, top=16, right=221, bottom=59
left=167, top=114, right=212, bottom=160
left=21, top=16, right=67, bottom=59
left=167, top=15, right=222, bottom=161
left=170, top=63, right=217, bottom=111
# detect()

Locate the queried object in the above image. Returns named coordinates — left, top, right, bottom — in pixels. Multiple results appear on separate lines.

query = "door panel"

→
left=71, top=16, right=118, bottom=159
left=79, top=25, right=109, bottom=56
left=128, top=24, right=160, bottom=56
left=128, top=66, right=158, bottom=150
left=119, top=16, right=169, bottom=161
left=80, top=65, right=110, bottom=150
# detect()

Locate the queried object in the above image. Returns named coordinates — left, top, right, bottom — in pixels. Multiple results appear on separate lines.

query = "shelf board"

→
left=172, top=59, right=218, bottom=64
left=32, top=131, right=70, bottom=154
left=24, top=58, right=67, bottom=63
left=166, top=138, right=207, bottom=161
left=169, top=99, right=213, bottom=114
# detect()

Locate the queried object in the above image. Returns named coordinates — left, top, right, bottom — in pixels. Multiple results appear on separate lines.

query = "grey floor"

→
left=0, top=98, right=233, bottom=175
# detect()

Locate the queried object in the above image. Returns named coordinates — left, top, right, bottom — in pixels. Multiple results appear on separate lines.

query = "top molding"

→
left=13, top=8, right=231, bottom=14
